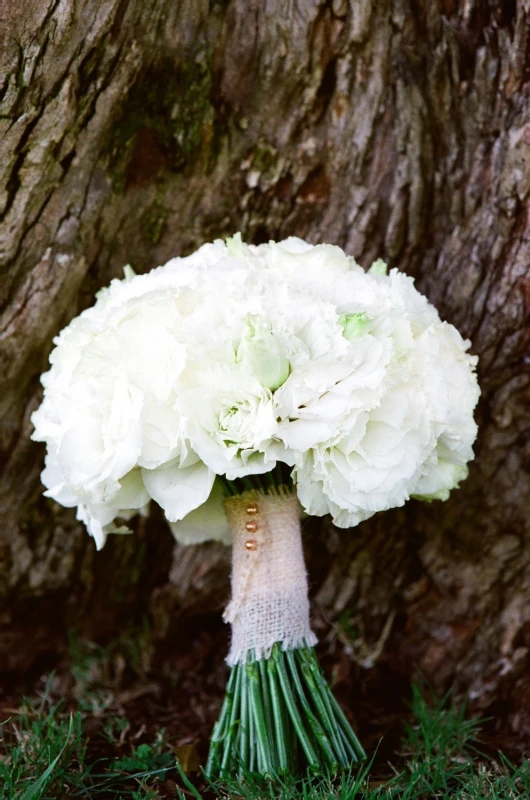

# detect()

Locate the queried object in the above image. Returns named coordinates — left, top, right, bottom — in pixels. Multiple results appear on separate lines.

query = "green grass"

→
left=1, top=674, right=529, bottom=799
left=0, top=699, right=167, bottom=799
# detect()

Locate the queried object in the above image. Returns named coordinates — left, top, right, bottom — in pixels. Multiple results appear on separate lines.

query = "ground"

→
left=1, top=619, right=529, bottom=799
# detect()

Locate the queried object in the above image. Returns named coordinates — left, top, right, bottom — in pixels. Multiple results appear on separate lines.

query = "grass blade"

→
left=20, top=715, right=74, bottom=800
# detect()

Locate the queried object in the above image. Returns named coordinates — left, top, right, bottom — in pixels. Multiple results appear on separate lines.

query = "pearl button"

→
left=245, top=539, right=257, bottom=551
left=246, top=503, right=259, bottom=515
left=245, top=519, right=258, bottom=533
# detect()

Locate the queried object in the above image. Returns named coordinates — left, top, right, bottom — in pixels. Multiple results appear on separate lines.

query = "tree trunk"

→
left=1, top=0, right=529, bottom=749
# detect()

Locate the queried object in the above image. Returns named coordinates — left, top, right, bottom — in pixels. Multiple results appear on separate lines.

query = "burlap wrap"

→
left=223, top=489, right=317, bottom=665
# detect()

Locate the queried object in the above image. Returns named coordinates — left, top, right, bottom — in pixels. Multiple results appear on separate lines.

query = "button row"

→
left=245, top=503, right=259, bottom=550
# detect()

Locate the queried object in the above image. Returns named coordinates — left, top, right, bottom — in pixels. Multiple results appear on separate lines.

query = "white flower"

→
left=409, top=322, right=479, bottom=501
left=32, top=235, right=479, bottom=547
left=294, top=383, right=436, bottom=527
left=169, top=478, right=231, bottom=545
left=274, top=339, right=390, bottom=453
left=76, top=469, right=150, bottom=549
left=289, top=264, right=479, bottom=528
left=181, top=363, right=278, bottom=480
left=33, top=357, right=144, bottom=502
left=141, top=452, right=215, bottom=525
left=32, top=275, right=201, bottom=547
left=262, top=237, right=357, bottom=283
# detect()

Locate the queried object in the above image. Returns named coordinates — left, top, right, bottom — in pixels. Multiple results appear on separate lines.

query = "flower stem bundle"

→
left=206, top=644, right=365, bottom=778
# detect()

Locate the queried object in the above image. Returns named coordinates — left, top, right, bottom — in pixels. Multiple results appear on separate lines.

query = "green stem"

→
left=247, top=670, right=256, bottom=773
left=267, top=649, right=291, bottom=773
left=237, top=663, right=249, bottom=774
left=241, top=476, right=255, bottom=492
left=274, top=647, right=320, bottom=770
left=285, top=650, right=338, bottom=771
left=309, top=648, right=365, bottom=764
left=300, top=646, right=365, bottom=760
left=206, top=646, right=366, bottom=779
left=297, top=650, right=349, bottom=765
left=258, top=657, right=277, bottom=768
left=325, top=685, right=366, bottom=762
left=205, top=664, right=236, bottom=775
left=247, top=661, right=274, bottom=775
left=206, top=646, right=366, bottom=780
left=221, top=663, right=243, bottom=774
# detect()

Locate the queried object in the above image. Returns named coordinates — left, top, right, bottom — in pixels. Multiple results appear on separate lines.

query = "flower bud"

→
left=237, top=317, right=290, bottom=390
left=339, top=312, right=371, bottom=340
left=368, top=258, right=388, bottom=276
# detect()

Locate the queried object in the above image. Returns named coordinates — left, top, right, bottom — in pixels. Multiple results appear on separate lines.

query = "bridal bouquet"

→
left=32, top=235, right=480, bottom=778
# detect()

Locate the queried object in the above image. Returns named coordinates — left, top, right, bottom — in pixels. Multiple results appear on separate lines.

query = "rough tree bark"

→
left=1, top=0, right=530, bottom=748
